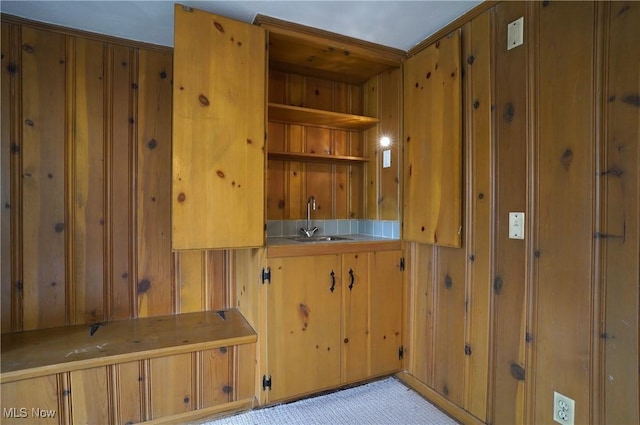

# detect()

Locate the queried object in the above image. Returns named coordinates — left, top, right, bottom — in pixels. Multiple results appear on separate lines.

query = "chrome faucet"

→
left=300, top=196, right=319, bottom=237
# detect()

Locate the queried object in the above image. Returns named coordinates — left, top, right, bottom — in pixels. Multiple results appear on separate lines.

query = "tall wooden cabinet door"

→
left=172, top=5, right=267, bottom=250
left=403, top=31, right=462, bottom=247
left=267, top=255, right=342, bottom=402
left=369, top=250, right=403, bottom=375
left=342, top=252, right=370, bottom=384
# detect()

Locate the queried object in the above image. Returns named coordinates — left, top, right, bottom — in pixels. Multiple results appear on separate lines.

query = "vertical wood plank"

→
left=199, top=347, right=233, bottom=408
left=21, top=26, right=67, bottom=330
left=149, top=354, right=193, bottom=418
left=363, top=76, right=378, bottom=220
left=175, top=250, right=205, bottom=313
left=72, top=37, right=106, bottom=324
left=1, top=22, right=16, bottom=332
left=433, top=246, right=467, bottom=406
left=405, top=242, right=436, bottom=386
left=462, top=10, right=493, bottom=422
left=287, top=126, right=305, bottom=219
left=113, top=361, right=144, bottom=425
left=267, top=122, right=286, bottom=220
left=532, top=3, right=596, bottom=424
left=377, top=69, right=401, bottom=221
left=70, top=367, right=111, bottom=425
left=108, top=45, right=135, bottom=321
left=491, top=3, right=529, bottom=424
left=601, top=2, right=640, bottom=424
left=208, top=250, right=228, bottom=310
left=136, top=48, right=173, bottom=317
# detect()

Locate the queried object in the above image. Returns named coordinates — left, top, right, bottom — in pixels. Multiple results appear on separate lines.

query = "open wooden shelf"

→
left=1, top=308, right=256, bottom=383
left=268, top=151, right=369, bottom=164
left=268, top=103, right=379, bottom=131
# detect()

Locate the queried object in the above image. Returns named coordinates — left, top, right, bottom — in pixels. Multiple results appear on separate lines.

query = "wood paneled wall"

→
left=267, top=70, right=364, bottom=220
left=404, top=9, right=492, bottom=422
left=266, top=68, right=401, bottom=221
left=1, top=19, right=228, bottom=332
left=405, top=2, right=639, bottom=425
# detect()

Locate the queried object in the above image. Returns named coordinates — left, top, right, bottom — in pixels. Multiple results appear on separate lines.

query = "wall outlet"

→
left=553, top=391, right=575, bottom=425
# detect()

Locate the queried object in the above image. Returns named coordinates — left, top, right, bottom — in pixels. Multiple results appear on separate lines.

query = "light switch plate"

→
left=507, top=17, right=524, bottom=50
left=383, top=149, right=391, bottom=168
left=509, top=212, right=525, bottom=239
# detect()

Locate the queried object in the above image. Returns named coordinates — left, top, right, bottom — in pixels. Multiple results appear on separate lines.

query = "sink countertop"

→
left=266, top=234, right=401, bottom=258
left=267, top=234, right=396, bottom=246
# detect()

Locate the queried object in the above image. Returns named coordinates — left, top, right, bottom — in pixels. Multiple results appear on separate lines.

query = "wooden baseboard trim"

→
left=395, top=371, right=486, bottom=425
left=142, top=398, right=255, bottom=425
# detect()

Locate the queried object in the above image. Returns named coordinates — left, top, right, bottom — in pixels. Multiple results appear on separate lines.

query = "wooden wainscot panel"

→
left=172, top=5, right=266, bottom=250
left=403, top=31, right=462, bottom=247
left=1, top=375, right=61, bottom=425
left=70, top=367, right=111, bottom=424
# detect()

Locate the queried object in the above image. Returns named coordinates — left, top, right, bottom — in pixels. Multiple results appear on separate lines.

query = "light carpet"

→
left=202, top=377, right=460, bottom=425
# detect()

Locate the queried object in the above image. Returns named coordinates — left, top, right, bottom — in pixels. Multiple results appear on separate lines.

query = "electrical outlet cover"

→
left=553, top=391, right=575, bottom=425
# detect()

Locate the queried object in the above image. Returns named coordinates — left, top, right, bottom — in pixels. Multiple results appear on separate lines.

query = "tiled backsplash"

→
left=267, top=219, right=400, bottom=239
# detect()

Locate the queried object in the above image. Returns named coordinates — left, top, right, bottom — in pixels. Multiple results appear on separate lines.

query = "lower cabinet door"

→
left=266, top=254, right=342, bottom=402
left=369, top=250, right=404, bottom=376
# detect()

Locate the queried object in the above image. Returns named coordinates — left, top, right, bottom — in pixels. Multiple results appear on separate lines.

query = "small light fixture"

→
left=379, top=136, right=391, bottom=147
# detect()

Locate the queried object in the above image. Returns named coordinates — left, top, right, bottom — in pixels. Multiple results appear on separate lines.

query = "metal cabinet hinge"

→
left=261, top=267, right=271, bottom=284
left=398, top=346, right=404, bottom=360
left=262, top=374, right=272, bottom=391
left=399, top=257, right=405, bottom=271
left=464, top=344, right=472, bottom=356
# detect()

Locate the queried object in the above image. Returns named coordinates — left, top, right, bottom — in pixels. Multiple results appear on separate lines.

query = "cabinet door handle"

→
left=330, top=270, right=336, bottom=293
left=348, top=268, right=355, bottom=291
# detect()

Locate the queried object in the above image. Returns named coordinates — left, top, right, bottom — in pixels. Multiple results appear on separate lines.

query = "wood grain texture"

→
left=172, top=6, right=266, bottom=250
left=150, top=353, right=193, bottom=418
left=532, top=3, right=597, bottom=424
left=461, top=11, right=492, bottom=421
left=0, top=375, right=60, bottom=425
left=491, top=3, right=529, bottom=424
left=1, top=22, right=16, bottom=333
left=136, top=48, right=174, bottom=317
left=70, top=366, right=111, bottom=424
left=601, top=2, right=640, bottom=424
left=256, top=15, right=403, bottom=85
left=72, top=36, right=106, bottom=325
left=199, top=348, right=233, bottom=408
left=113, top=361, right=145, bottom=425
left=108, top=44, right=135, bottom=321
left=341, top=252, right=370, bottom=383
left=403, top=31, right=462, bottom=247
left=1, top=309, right=256, bottom=382
left=1, top=19, right=226, bottom=330
left=369, top=250, right=403, bottom=376
left=20, top=26, right=67, bottom=330
left=266, top=255, right=342, bottom=402
left=377, top=69, right=401, bottom=221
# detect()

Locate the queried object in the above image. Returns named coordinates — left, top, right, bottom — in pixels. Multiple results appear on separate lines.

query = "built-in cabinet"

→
left=264, top=248, right=403, bottom=403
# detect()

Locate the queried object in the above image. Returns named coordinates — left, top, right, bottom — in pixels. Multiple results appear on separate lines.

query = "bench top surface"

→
left=1, top=309, right=256, bottom=382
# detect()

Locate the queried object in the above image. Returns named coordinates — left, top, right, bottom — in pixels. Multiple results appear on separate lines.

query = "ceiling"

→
left=0, top=1, right=481, bottom=51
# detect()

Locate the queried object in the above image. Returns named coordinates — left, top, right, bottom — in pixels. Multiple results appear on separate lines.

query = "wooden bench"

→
left=1, top=309, right=257, bottom=424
